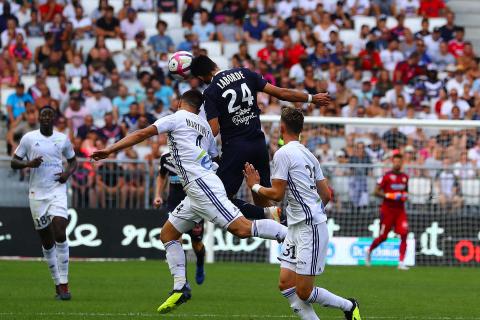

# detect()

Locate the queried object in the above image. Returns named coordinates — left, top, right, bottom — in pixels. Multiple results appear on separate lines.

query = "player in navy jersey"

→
left=154, top=152, right=206, bottom=285
left=190, top=55, right=330, bottom=208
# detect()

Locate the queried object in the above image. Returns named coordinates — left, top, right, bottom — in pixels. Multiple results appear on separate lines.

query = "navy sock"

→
left=231, top=198, right=266, bottom=220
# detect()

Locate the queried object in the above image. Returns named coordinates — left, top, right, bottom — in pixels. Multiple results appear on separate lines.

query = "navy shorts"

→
left=217, top=134, right=272, bottom=197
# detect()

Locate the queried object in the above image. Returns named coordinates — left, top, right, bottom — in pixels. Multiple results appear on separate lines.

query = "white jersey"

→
left=15, top=130, right=75, bottom=200
left=153, top=110, right=218, bottom=186
left=272, top=141, right=326, bottom=226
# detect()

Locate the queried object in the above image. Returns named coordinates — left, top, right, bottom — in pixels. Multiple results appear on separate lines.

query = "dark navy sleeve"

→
left=203, top=88, right=220, bottom=121
left=159, top=154, right=168, bottom=177
left=244, top=68, right=268, bottom=91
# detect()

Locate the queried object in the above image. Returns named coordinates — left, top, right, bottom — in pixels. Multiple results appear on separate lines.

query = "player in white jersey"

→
left=91, top=90, right=288, bottom=314
left=244, top=107, right=362, bottom=320
left=11, top=106, right=77, bottom=300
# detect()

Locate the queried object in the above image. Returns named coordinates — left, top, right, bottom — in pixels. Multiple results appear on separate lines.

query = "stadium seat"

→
left=82, top=0, right=98, bottom=16
left=0, top=88, right=15, bottom=114
left=21, top=75, right=36, bottom=89
left=138, top=12, right=157, bottom=30
left=159, top=13, right=182, bottom=29
left=210, top=55, right=230, bottom=70
left=145, top=28, right=157, bottom=39
left=331, top=176, right=350, bottom=203
left=353, top=16, right=376, bottom=33
left=110, top=0, right=123, bottom=13
left=223, top=42, right=240, bottom=59
left=112, top=54, right=128, bottom=71
left=408, top=177, right=432, bottom=205
left=26, top=37, right=45, bottom=55
left=167, top=28, right=186, bottom=46
left=405, top=17, right=422, bottom=33
left=125, top=40, right=137, bottom=50
left=46, top=77, right=60, bottom=97
left=76, top=38, right=96, bottom=57
left=123, top=79, right=139, bottom=92
left=105, top=38, right=124, bottom=52
left=247, top=42, right=264, bottom=60
left=386, top=17, right=398, bottom=29
left=339, top=30, right=358, bottom=47
left=201, top=41, right=222, bottom=56
left=461, top=179, right=480, bottom=205
left=429, top=18, right=447, bottom=32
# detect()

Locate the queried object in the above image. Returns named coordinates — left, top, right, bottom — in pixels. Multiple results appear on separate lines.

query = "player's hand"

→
left=385, top=192, right=405, bottom=201
left=27, top=156, right=43, bottom=168
left=54, top=171, right=70, bottom=184
left=91, top=149, right=110, bottom=161
left=153, top=196, right=163, bottom=208
left=400, top=192, right=408, bottom=202
left=243, top=162, right=260, bottom=188
left=312, top=92, right=330, bottom=106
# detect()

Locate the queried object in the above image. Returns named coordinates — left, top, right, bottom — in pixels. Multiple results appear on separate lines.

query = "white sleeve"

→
left=62, top=137, right=76, bottom=159
left=14, top=134, right=30, bottom=159
left=271, top=149, right=290, bottom=181
left=315, top=160, right=325, bottom=181
left=153, top=114, right=176, bottom=134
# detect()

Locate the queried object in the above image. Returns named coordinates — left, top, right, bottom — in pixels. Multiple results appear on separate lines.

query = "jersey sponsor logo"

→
left=232, top=108, right=258, bottom=126
left=390, top=183, right=406, bottom=190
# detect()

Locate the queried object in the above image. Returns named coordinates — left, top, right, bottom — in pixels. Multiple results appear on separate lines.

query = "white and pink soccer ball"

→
left=168, top=51, right=193, bottom=81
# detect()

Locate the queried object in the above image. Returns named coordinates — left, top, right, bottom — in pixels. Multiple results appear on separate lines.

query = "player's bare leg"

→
left=278, top=267, right=319, bottom=320
left=51, top=217, right=71, bottom=300
left=158, top=221, right=191, bottom=314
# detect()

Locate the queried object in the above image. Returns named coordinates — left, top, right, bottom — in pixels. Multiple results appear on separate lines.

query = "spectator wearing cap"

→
left=217, top=12, right=243, bottom=43
left=192, top=9, right=215, bottom=42
left=39, top=0, right=63, bottom=23
left=120, top=8, right=145, bottom=40
left=419, top=0, right=447, bottom=18
left=431, top=41, right=456, bottom=71
left=243, top=8, right=268, bottom=42
left=440, top=89, right=471, bottom=119
left=65, top=93, right=89, bottom=134
left=148, top=20, right=174, bottom=54
left=393, top=52, right=425, bottom=84
left=86, top=86, right=113, bottom=127
left=380, top=38, right=404, bottom=73
left=439, top=11, right=458, bottom=42
left=96, top=5, right=120, bottom=38
left=448, top=26, right=465, bottom=58
left=397, top=0, right=419, bottom=17
left=424, top=27, right=442, bottom=57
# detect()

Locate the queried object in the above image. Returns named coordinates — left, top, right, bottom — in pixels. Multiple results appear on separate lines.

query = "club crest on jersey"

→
left=390, top=174, right=397, bottom=181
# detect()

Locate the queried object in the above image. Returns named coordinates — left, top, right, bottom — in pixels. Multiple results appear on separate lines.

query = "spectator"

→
left=358, top=41, right=383, bottom=71
left=439, top=11, right=458, bottom=42
left=148, top=20, right=174, bottom=54
left=424, top=27, right=442, bottom=58
left=440, top=89, right=470, bottom=119
left=313, top=12, right=338, bottom=43
left=8, top=33, right=31, bottom=72
left=39, top=0, right=63, bottom=23
left=243, top=8, right=268, bottom=42
left=446, top=68, right=468, bottom=96
left=419, top=0, right=446, bottom=17
left=282, top=34, right=306, bottom=68
left=24, top=10, right=43, bottom=37
left=436, top=158, right=463, bottom=209
left=120, top=149, right=145, bottom=208
left=66, top=54, right=88, bottom=80
left=467, top=139, right=480, bottom=164
left=103, top=70, right=121, bottom=100
left=448, top=26, right=465, bottom=58
left=132, top=0, right=153, bottom=12
left=349, top=142, right=372, bottom=207
left=454, top=152, right=475, bottom=179
left=95, top=5, right=120, bottom=38
left=177, top=30, right=198, bottom=52
left=65, top=93, right=89, bottom=134
left=121, top=102, right=141, bottom=134
left=96, top=153, right=125, bottom=209
left=6, top=83, right=34, bottom=125
left=217, top=12, right=242, bottom=43
left=393, top=52, right=425, bottom=84
left=192, top=9, right=215, bottom=42
left=0, top=2, right=19, bottom=34
left=153, top=79, right=174, bottom=110
left=113, top=85, right=136, bottom=120
left=120, top=8, right=145, bottom=40
left=383, top=127, right=407, bottom=149
left=1, top=17, right=26, bottom=48
left=70, top=5, right=93, bottom=39
left=85, top=86, right=113, bottom=127
left=77, top=115, right=97, bottom=140
left=6, top=108, right=38, bottom=155
left=98, top=112, right=123, bottom=145
left=391, top=13, right=409, bottom=42
left=380, top=38, right=404, bottom=73
left=347, top=0, right=371, bottom=15
left=397, top=0, right=419, bottom=16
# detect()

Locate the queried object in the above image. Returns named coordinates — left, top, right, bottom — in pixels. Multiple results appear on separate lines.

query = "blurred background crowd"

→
left=0, top=0, right=479, bottom=209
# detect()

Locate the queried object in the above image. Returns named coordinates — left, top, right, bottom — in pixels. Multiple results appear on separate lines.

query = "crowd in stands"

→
left=1, top=0, right=479, bottom=209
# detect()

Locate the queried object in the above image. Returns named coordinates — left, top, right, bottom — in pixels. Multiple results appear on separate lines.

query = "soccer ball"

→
left=168, top=51, right=193, bottom=81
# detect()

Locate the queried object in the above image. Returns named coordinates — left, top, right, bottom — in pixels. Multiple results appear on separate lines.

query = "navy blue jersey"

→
left=203, top=68, right=267, bottom=142
left=159, top=152, right=185, bottom=211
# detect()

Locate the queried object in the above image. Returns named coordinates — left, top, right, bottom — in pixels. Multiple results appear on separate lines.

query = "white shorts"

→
left=168, top=174, right=242, bottom=233
left=279, top=222, right=328, bottom=276
left=29, top=195, right=69, bottom=230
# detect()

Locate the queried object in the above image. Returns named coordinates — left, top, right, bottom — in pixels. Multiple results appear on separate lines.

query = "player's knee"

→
left=54, top=232, right=66, bottom=243
left=233, top=227, right=250, bottom=239
left=192, top=241, right=203, bottom=252
left=295, top=287, right=312, bottom=301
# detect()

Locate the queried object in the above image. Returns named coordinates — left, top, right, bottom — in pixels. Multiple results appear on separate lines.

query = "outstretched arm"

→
left=91, top=125, right=158, bottom=160
left=262, top=83, right=330, bottom=106
left=243, top=162, right=287, bottom=202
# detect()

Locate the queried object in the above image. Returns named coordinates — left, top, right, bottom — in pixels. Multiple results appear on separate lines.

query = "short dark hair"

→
left=157, top=20, right=167, bottom=28
left=393, top=154, right=403, bottom=160
left=281, top=107, right=304, bottom=135
left=39, top=105, right=56, bottom=115
left=181, top=89, right=204, bottom=110
left=190, top=55, right=217, bottom=78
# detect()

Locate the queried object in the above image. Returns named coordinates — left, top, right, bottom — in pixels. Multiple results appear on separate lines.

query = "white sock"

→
left=281, top=287, right=319, bottom=320
left=307, top=287, right=353, bottom=312
left=164, top=240, right=186, bottom=290
left=251, top=220, right=288, bottom=241
left=56, top=241, right=69, bottom=284
left=42, top=246, right=60, bottom=285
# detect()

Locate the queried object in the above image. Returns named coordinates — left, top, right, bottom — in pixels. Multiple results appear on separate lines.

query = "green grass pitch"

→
left=0, top=261, right=479, bottom=319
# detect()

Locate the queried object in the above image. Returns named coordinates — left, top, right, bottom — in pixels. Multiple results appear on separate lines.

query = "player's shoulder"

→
left=22, top=129, right=40, bottom=140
